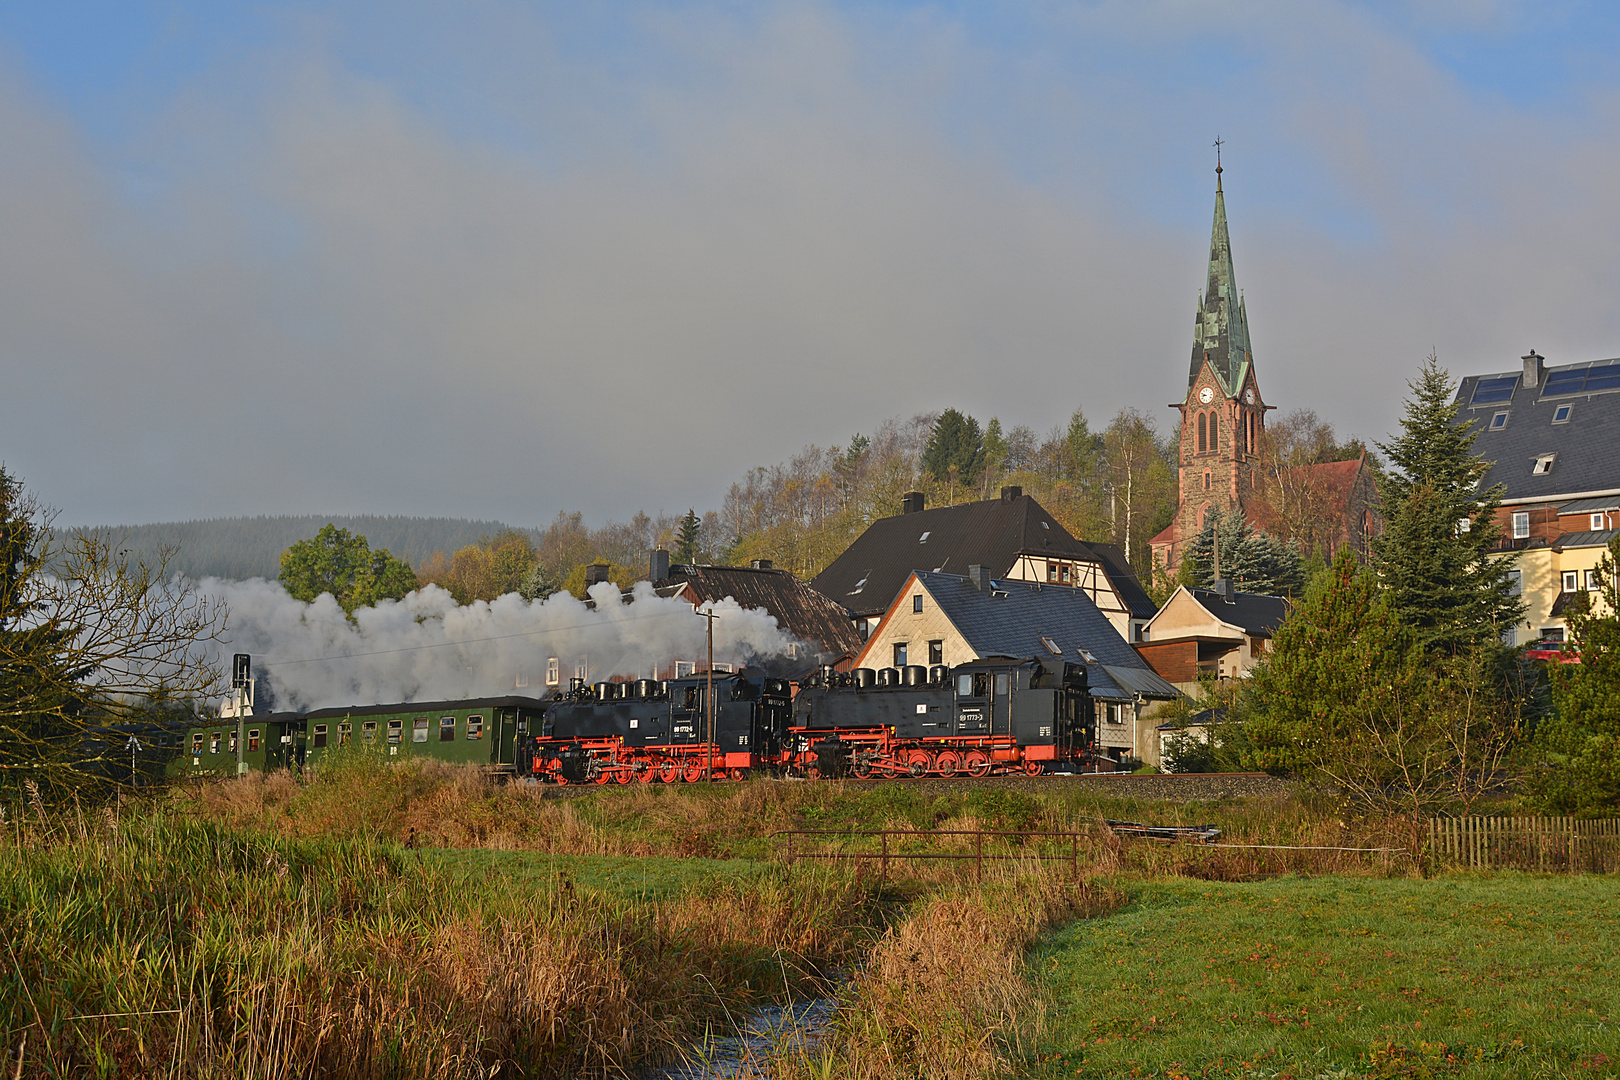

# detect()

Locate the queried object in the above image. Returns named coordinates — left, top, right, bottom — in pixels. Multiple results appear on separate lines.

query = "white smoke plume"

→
left=197, top=579, right=802, bottom=713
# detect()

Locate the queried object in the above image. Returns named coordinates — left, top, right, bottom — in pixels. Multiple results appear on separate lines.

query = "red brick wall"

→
left=1135, top=640, right=1199, bottom=684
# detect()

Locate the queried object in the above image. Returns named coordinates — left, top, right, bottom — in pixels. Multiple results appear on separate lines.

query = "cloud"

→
left=1, top=1, right=1618, bottom=528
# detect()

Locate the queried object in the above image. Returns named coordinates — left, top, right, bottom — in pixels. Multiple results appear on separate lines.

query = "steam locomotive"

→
left=519, top=656, right=1096, bottom=783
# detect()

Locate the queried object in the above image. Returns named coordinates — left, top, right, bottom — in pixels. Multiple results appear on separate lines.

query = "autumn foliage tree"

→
left=278, top=525, right=417, bottom=615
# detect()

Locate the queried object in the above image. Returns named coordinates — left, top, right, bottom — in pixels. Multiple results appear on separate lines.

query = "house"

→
left=645, top=550, right=866, bottom=664
left=1155, top=705, right=1233, bottom=769
left=1453, top=350, right=1620, bottom=644
left=853, top=568, right=1180, bottom=766
left=1135, top=582, right=1289, bottom=693
left=812, top=486, right=1158, bottom=644
left=1504, top=530, right=1618, bottom=645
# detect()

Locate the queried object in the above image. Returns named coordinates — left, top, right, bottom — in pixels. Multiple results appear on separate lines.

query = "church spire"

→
left=1188, top=148, right=1252, bottom=397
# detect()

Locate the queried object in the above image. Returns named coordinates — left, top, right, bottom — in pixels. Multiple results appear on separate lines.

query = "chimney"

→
left=1000, top=485, right=1022, bottom=502
left=649, top=549, right=670, bottom=581
left=1211, top=578, right=1235, bottom=602
left=968, top=564, right=988, bottom=592
left=750, top=558, right=773, bottom=570
left=901, top=491, right=925, bottom=515
left=585, top=563, right=611, bottom=587
left=1523, top=349, right=1545, bottom=389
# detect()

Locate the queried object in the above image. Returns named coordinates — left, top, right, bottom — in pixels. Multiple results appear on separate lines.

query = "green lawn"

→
left=1028, top=875, right=1620, bottom=1079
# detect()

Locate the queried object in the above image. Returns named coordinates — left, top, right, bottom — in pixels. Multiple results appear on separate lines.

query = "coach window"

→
left=929, top=640, right=943, bottom=665
left=466, top=715, right=484, bottom=740
left=209, top=732, right=221, bottom=754
left=312, top=724, right=328, bottom=749
left=192, top=732, right=204, bottom=755
left=248, top=729, right=260, bottom=752
left=229, top=731, right=238, bottom=754
left=386, top=720, right=402, bottom=744
left=412, top=718, right=430, bottom=743
left=338, top=722, right=352, bottom=746
left=362, top=720, right=378, bottom=742
left=440, top=716, right=456, bottom=742
left=893, top=642, right=908, bottom=667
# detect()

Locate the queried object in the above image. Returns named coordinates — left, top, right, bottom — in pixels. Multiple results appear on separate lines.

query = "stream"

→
left=643, top=997, right=838, bottom=1079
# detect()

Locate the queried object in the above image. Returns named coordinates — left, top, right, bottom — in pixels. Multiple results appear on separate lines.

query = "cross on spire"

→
left=1213, top=136, right=1224, bottom=190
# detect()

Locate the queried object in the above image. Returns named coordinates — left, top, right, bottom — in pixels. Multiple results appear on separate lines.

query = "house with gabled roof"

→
left=812, top=486, right=1158, bottom=645
left=1135, top=582, right=1289, bottom=694
left=1453, top=349, right=1620, bottom=644
left=853, top=568, right=1180, bottom=765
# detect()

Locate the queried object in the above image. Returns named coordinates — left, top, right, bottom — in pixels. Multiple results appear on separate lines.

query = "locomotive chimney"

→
left=901, top=491, right=925, bottom=515
left=585, top=563, right=611, bottom=587
left=649, top=548, right=671, bottom=581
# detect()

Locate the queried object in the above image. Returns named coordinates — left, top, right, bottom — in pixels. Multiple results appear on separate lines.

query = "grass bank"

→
left=1027, top=875, right=1620, bottom=1079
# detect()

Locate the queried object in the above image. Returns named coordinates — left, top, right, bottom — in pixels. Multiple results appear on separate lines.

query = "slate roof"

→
left=913, top=571, right=1180, bottom=702
left=657, top=564, right=865, bottom=659
left=1454, top=356, right=1620, bottom=504
left=812, top=492, right=1156, bottom=619
left=1181, top=587, right=1290, bottom=636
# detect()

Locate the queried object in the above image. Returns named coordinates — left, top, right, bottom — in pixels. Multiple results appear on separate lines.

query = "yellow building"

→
left=1500, top=530, right=1618, bottom=645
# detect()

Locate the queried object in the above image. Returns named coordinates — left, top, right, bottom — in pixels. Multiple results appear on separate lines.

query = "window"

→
left=1506, top=569, right=1522, bottom=596
left=209, top=732, right=221, bottom=754
left=1593, top=513, right=1608, bottom=530
left=1059, top=564, right=1071, bottom=583
left=362, top=720, right=378, bottom=742
left=229, top=732, right=238, bottom=754
left=1552, top=404, right=1572, bottom=424
left=681, top=686, right=700, bottom=710
left=412, top=718, right=429, bottom=743
left=918, top=531, right=931, bottom=543
left=1541, top=627, right=1566, bottom=643
left=191, top=732, right=203, bottom=754
left=995, top=673, right=1009, bottom=695
left=466, top=715, right=483, bottom=740
left=1457, top=517, right=1472, bottom=534
left=1588, top=569, right=1605, bottom=591
left=957, top=673, right=974, bottom=696
left=1489, top=411, right=1509, bottom=430
left=1197, top=413, right=1207, bottom=453
left=338, top=722, right=351, bottom=746
left=1470, top=375, right=1517, bottom=404
left=1047, top=562, right=1058, bottom=582
left=312, top=724, right=328, bottom=748
left=248, top=729, right=260, bottom=752
left=1563, top=571, right=1580, bottom=593
left=928, top=640, right=943, bottom=665
left=1040, top=636, right=1062, bottom=656
left=912, top=594, right=923, bottom=613
left=893, top=642, right=908, bottom=667
left=1211, top=415, right=1219, bottom=451
left=1203, top=471, right=1211, bottom=492
left=1511, top=511, right=1530, bottom=539
left=546, top=657, right=559, bottom=686
left=386, top=719, right=402, bottom=744
left=1532, top=453, right=1556, bottom=476
left=440, top=716, right=456, bottom=742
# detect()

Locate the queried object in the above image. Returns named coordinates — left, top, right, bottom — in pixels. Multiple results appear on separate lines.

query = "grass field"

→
left=1026, top=875, right=1620, bottom=1079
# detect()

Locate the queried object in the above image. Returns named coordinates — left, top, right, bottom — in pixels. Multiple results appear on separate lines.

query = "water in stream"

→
left=644, top=998, right=838, bottom=1079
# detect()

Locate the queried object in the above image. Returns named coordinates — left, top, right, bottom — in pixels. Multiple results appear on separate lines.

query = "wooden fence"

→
left=1429, top=816, right=1620, bottom=873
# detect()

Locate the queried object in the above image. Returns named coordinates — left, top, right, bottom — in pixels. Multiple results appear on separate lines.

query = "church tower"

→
left=1161, top=157, right=1268, bottom=570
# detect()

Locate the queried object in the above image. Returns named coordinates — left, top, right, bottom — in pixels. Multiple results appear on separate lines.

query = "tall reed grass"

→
left=0, top=810, right=877, bottom=1078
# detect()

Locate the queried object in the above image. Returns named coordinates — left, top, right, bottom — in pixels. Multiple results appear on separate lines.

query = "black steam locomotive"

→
left=518, top=656, right=1095, bottom=783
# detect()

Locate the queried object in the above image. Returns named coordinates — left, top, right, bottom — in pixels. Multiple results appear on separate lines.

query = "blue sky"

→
left=2, top=2, right=1619, bottom=527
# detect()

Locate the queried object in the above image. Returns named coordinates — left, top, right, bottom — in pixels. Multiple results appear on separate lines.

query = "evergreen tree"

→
left=920, top=409, right=984, bottom=493
left=1373, top=354, right=1525, bottom=652
left=675, top=509, right=702, bottom=565
left=1183, top=506, right=1304, bottom=596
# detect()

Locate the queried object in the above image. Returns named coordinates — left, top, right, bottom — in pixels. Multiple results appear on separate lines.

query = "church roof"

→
left=1189, top=165, right=1253, bottom=399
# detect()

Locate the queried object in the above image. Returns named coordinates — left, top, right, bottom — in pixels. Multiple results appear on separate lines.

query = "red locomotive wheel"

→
left=905, top=749, right=931, bottom=778
left=1022, top=759, right=1044, bottom=776
left=613, top=766, right=633, bottom=784
left=548, top=759, right=569, bottom=785
left=934, top=751, right=961, bottom=777
left=682, top=762, right=707, bottom=783
left=635, top=762, right=658, bottom=783
left=964, top=750, right=991, bottom=778
left=804, top=762, right=821, bottom=781
left=728, top=768, right=745, bottom=782
left=657, top=759, right=680, bottom=784
left=592, top=766, right=613, bottom=785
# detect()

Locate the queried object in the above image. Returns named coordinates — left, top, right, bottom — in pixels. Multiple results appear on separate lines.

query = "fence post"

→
left=881, top=830, right=889, bottom=882
left=976, top=830, right=984, bottom=885
left=1072, top=830, right=1079, bottom=879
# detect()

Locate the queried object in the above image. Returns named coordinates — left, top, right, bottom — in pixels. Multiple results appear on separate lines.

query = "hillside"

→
left=75, top=515, right=529, bottom=581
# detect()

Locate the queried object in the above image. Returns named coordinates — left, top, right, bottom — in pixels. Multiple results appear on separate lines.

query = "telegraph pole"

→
left=696, top=606, right=717, bottom=782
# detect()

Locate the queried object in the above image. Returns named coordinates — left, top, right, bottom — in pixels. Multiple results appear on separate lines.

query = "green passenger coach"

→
left=169, top=696, right=551, bottom=779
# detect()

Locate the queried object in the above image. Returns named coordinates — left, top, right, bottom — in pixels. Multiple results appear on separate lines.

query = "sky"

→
left=2, top=1, right=1618, bottom=529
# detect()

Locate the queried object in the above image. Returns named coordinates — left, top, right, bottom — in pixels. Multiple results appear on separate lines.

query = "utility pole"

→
left=696, top=606, right=717, bottom=782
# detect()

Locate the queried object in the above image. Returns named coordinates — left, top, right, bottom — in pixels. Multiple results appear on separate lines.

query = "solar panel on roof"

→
left=1543, top=369, right=1586, bottom=395
left=1471, top=376, right=1517, bottom=404
left=1585, top=362, right=1620, bottom=391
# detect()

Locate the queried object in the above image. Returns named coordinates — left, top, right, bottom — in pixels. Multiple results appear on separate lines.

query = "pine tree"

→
left=920, top=409, right=984, bottom=494
left=1183, top=506, right=1303, bottom=596
left=1373, top=354, right=1525, bottom=653
left=675, top=509, right=702, bottom=565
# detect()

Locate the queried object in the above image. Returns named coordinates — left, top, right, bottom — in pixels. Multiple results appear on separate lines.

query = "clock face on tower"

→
left=1198, top=386, right=1214, bottom=404
left=1245, top=388, right=1254, bottom=404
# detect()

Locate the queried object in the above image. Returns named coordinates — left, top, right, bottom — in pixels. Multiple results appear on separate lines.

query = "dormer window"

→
left=1532, top=453, right=1556, bottom=476
left=1489, top=411, right=1509, bottom=430
left=1552, top=404, right=1572, bottom=424
left=1040, top=636, right=1062, bottom=656
left=918, top=531, right=930, bottom=543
